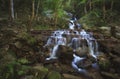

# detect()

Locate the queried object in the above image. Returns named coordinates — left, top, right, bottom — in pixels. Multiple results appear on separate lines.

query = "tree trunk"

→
left=9, top=0, right=14, bottom=21
left=89, top=0, right=92, bottom=11
left=110, top=1, right=114, bottom=11
left=36, top=0, right=40, bottom=18
left=31, top=0, right=35, bottom=21
left=84, top=4, right=87, bottom=14
left=103, top=0, right=106, bottom=20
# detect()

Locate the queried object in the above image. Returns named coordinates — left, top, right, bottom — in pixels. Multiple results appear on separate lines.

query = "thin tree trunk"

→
left=110, top=1, right=114, bottom=11
left=84, top=4, right=87, bottom=14
left=36, top=0, right=40, bottom=18
left=31, top=0, right=35, bottom=21
left=9, top=0, right=14, bottom=21
left=28, top=0, right=35, bottom=31
left=103, top=0, right=106, bottom=19
left=89, top=0, right=92, bottom=11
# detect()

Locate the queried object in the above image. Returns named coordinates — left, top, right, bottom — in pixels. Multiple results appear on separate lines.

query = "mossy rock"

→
left=47, top=71, right=61, bottom=79
left=98, top=57, right=110, bottom=71
left=29, top=65, right=48, bottom=79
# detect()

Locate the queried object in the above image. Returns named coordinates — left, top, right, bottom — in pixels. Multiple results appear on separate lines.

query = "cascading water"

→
left=44, top=15, right=100, bottom=73
left=70, top=36, right=81, bottom=52
left=72, top=54, right=86, bottom=72
left=45, top=31, right=67, bottom=60
left=80, top=29, right=99, bottom=59
left=46, top=45, right=59, bottom=60
left=69, top=20, right=75, bottom=30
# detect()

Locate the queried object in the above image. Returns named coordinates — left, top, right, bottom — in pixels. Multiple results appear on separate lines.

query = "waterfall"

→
left=44, top=15, right=100, bottom=73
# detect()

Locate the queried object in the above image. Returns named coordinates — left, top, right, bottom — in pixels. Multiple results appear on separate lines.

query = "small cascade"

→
left=45, top=30, right=67, bottom=60
left=72, top=54, right=86, bottom=72
left=71, top=37, right=80, bottom=51
left=46, top=45, right=59, bottom=60
left=44, top=36, right=55, bottom=47
left=69, top=20, right=75, bottom=30
left=79, top=29, right=99, bottom=59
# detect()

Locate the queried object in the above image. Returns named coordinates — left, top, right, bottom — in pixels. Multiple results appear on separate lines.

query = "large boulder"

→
left=75, top=46, right=89, bottom=57
left=57, top=45, right=73, bottom=64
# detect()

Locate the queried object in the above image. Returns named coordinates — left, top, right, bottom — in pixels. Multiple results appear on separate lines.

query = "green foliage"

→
left=18, top=58, right=30, bottom=64
left=0, top=48, right=30, bottom=79
left=0, top=60, right=31, bottom=79
left=80, top=10, right=105, bottom=27
left=1, top=0, right=120, bottom=28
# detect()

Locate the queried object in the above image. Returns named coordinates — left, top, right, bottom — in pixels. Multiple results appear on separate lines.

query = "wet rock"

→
left=58, top=45, right=73, bottom=64
left=75, top=46, right=89, bottom=57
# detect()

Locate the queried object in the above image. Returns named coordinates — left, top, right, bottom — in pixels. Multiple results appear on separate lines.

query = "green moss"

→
left=47, top=71, right=61, bottom=79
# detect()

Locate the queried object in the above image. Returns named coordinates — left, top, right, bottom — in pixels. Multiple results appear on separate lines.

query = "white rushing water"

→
left=46, top=30, right=67, bottom=60
left=44, top=15, right=100, bottom=72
